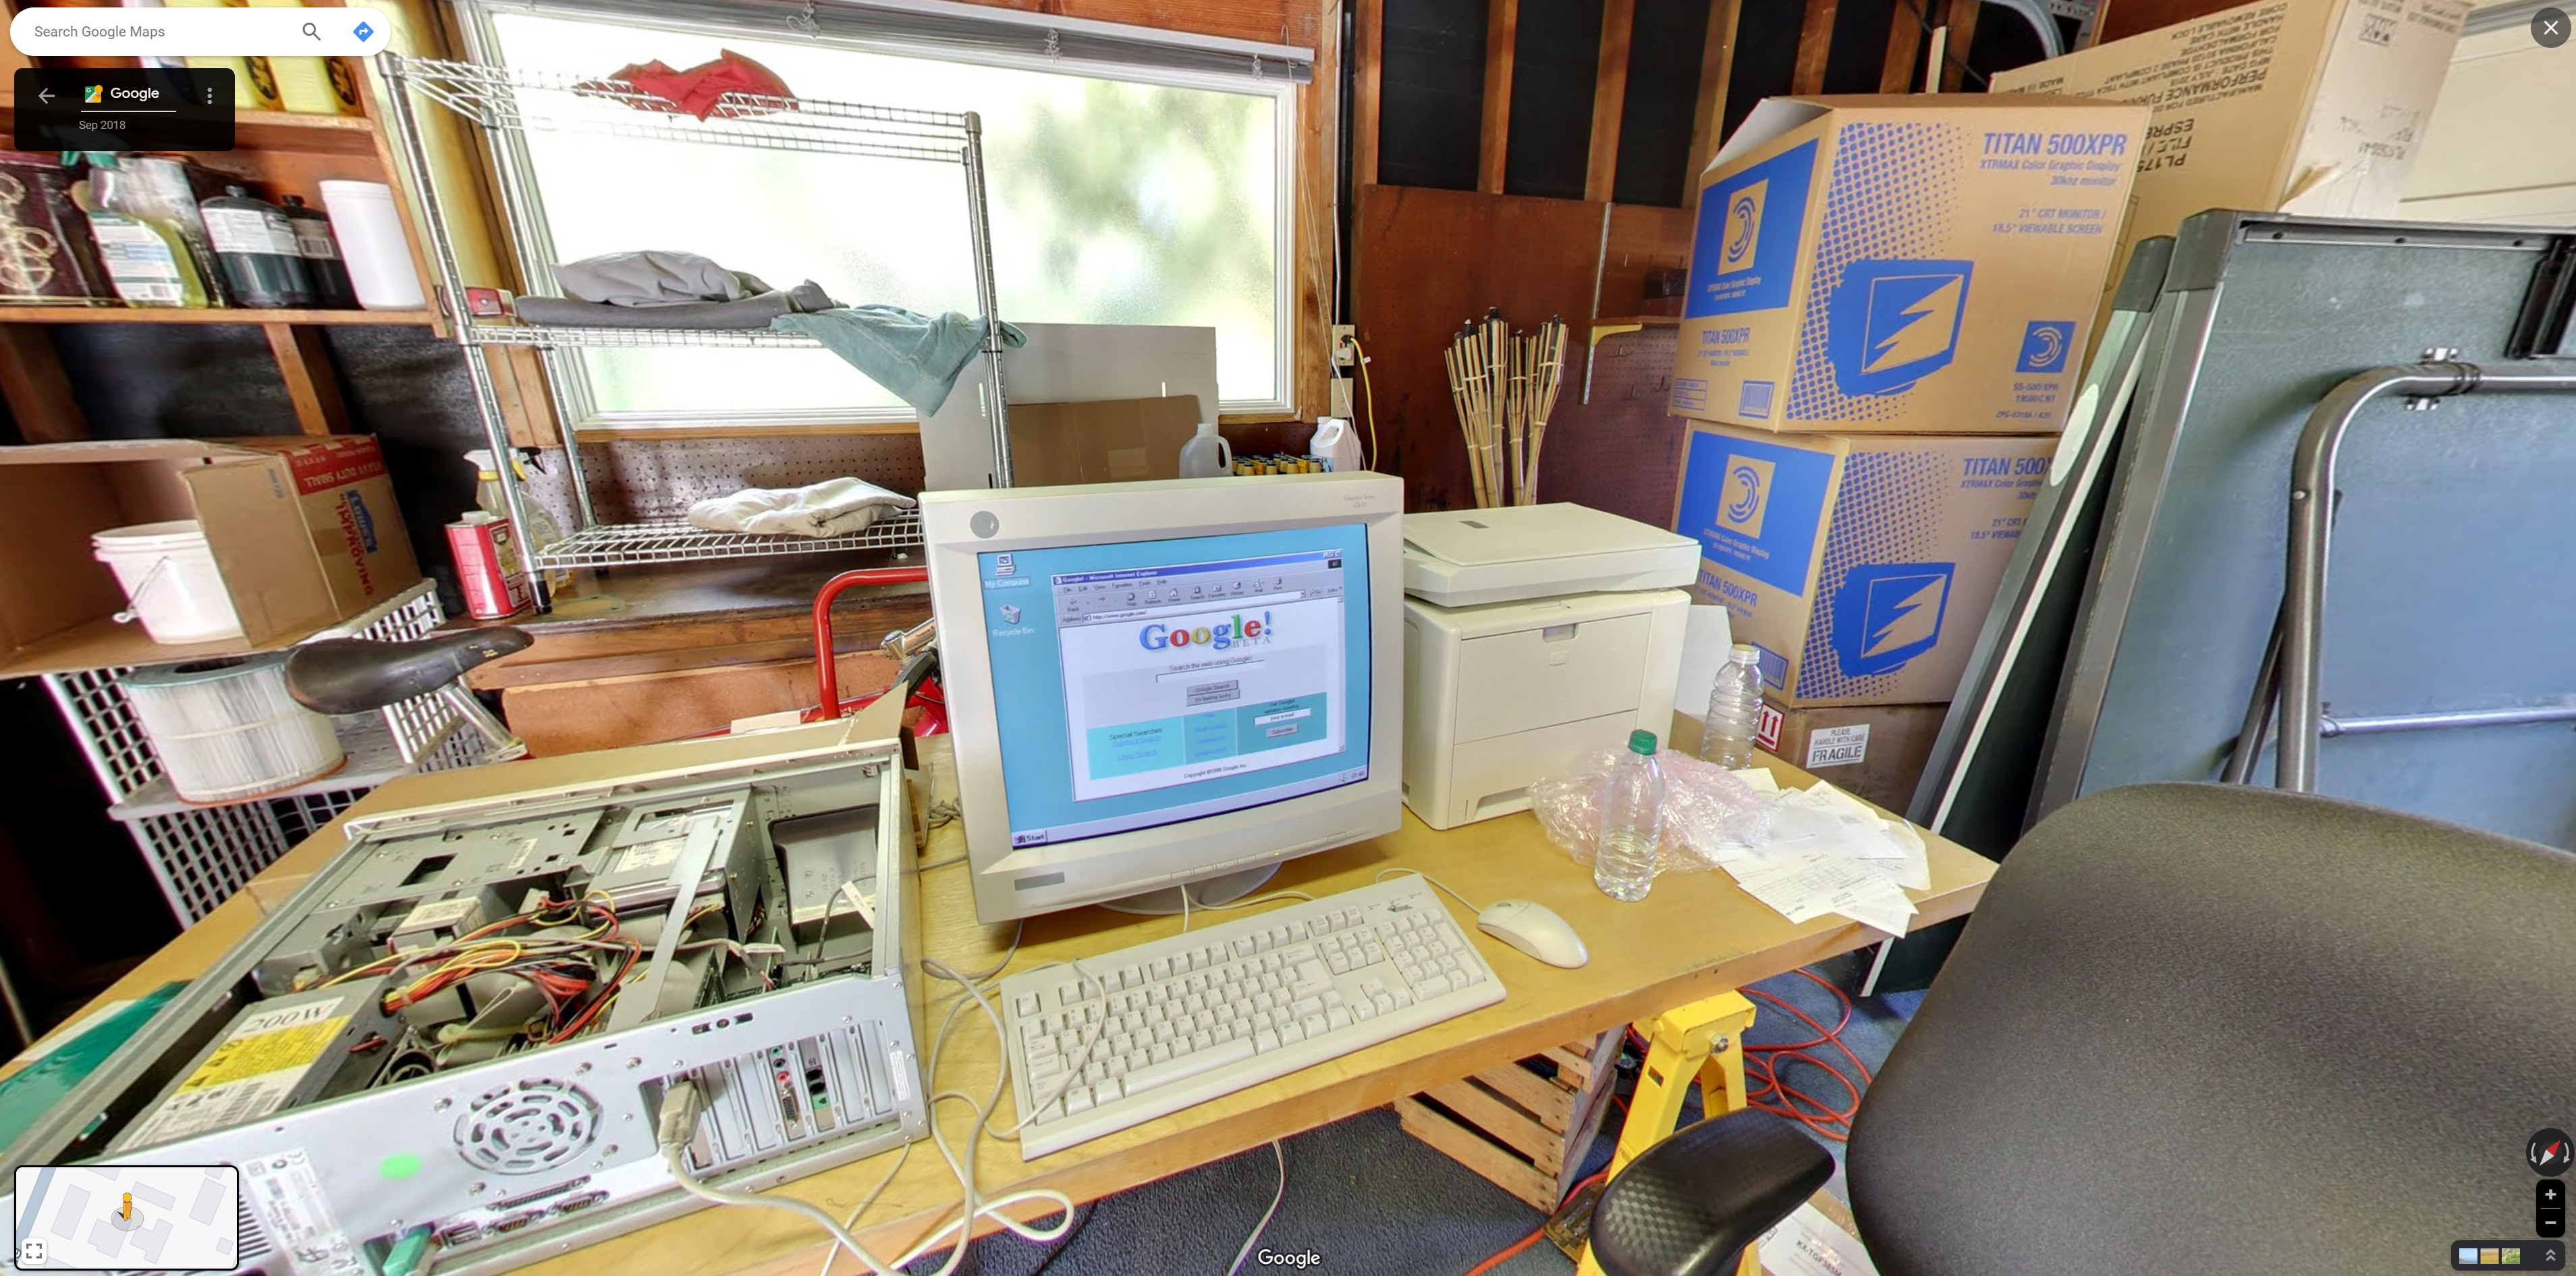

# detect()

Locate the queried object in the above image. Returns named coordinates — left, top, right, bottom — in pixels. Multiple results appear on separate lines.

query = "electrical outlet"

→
left=1330, top=325, right=1357, bottom=367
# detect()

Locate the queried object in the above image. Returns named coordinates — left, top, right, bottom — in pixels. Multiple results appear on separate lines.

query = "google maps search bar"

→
left=10, top=7, right=391, bottom=56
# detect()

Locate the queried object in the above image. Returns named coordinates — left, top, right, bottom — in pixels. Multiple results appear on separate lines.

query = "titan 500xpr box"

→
left=1672, top=95, right=2147, bottom=435
left=1670, top=421, right=2052, bottom=707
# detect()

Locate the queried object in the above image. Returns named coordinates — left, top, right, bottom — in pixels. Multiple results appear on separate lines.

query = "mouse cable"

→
left=1226, top=1141, right=1288, bottom=1276
left=1373, top=868, right=1483, bottom=914
left=657, top=1082, right=898, bottom=1276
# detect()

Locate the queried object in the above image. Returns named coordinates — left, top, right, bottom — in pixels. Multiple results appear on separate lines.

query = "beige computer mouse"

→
left=1476, top=899, right=1589, bottom=968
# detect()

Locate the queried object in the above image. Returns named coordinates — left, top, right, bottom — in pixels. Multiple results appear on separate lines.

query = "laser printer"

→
left=1401, top=504, right=1697, bottom=830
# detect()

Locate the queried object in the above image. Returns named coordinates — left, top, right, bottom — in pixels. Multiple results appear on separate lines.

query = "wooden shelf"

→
left=234, top=109, right=387, bottom=157
left=0, top=96, right=385, bottom=156
left=0, top=305, right=438, bottom=325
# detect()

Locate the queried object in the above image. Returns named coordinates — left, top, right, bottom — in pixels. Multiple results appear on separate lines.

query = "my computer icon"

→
left=82, top=85, right=103, bottom=104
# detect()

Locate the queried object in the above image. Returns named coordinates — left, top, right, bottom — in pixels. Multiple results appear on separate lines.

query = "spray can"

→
left=198, top=186, right=313, bottom=308
left=447, top=514, right=529, bottom=619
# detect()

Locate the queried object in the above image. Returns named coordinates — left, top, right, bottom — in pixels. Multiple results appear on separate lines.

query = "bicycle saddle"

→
left=285, top=629, right=534, bottom=715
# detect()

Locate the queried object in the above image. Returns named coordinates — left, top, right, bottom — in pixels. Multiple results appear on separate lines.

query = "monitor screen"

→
left=975, top=524, right=1373, bottom=851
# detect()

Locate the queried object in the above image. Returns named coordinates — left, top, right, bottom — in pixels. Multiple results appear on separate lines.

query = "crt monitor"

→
left=920, top=473, right=1405, bottom=924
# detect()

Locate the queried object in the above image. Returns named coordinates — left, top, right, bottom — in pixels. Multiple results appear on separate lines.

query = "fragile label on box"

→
left=1805, top=723, right=1871, bottom=768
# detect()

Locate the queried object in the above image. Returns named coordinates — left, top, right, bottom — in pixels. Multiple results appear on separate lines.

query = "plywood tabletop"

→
left=13, top=718, right=1994, bottom=1275
left=511, top=738, right=1994, bottom=1276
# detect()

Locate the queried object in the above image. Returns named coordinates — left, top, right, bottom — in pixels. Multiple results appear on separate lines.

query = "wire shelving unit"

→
left=38, top=582, right=490, bottom=926
left=377, top=55, right=1013, bottom=604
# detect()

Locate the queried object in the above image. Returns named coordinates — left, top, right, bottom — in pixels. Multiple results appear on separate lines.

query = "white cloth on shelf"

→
left=685, top=477, right=915, bottom=539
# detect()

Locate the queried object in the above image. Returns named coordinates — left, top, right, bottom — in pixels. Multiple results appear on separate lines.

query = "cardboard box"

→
left=1007, top=396, right=1205, bottom=486
left=1992, top=0, right=2467, bottom=320
left=1670, top=421, right=2050, bottom=707
left=0, top=437, right=421, bottom=677
left=1752, top=699, right=1948, bottom=814
left=1674, top=95, right=2146, bottom=435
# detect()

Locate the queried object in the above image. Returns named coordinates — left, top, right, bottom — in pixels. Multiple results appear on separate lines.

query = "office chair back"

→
left=1848, top=783, right=2576, bottom=1275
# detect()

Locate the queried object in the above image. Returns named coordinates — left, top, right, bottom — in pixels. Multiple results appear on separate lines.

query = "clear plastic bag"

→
left=1530, top=748, right=1771, bottom=874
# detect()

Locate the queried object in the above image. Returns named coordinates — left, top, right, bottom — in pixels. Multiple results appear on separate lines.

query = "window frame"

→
left=454, top=0, right=1304, bottom=431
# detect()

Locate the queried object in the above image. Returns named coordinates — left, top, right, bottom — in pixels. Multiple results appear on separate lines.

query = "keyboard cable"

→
left=802, top=883, right=1345, bottom=1271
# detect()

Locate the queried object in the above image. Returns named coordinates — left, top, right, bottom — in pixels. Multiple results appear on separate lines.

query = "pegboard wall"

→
left=1535, top=325, right=1690, bottom=529
left=524, top=433, right=928, bottom=524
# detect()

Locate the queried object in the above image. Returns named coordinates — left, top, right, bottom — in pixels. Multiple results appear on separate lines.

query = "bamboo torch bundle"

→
left=1443, top=311, right=1568, bottom=508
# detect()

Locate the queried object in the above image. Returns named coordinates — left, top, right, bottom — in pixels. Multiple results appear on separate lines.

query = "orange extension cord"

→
left=1460, top=972, right=1878, bottom=1273
left=1462, top=1170, right=1608, bottom=1276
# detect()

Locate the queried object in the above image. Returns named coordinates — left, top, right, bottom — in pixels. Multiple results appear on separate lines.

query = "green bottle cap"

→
left=1628, top=729, right=1657, bottom=755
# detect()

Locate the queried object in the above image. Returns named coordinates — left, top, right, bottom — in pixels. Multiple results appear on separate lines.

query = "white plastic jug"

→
left=93, top=521, right=246, bottom=644
left=1178, top=421, right=1233, bottom=479
left=1309, top=417, right=1365, bottom=473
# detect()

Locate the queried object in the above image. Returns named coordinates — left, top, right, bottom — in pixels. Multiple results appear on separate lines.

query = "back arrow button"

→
left=36, top=88, right=52, bottom=104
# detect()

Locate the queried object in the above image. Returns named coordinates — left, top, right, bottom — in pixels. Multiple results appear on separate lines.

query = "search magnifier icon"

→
left=300, top=21, right=319, bottom=38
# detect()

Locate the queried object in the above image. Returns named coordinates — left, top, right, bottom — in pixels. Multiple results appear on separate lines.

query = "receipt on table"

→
left=1758, top=1202, right=1881, bottom=1276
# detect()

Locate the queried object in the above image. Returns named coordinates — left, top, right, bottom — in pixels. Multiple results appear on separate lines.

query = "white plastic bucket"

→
left=318, top=180, right=427, bottom=310
left=93, top=521, right=246, bottom=645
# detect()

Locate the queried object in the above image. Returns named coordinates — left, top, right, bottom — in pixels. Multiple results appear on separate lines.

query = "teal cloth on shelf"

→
left=772, top=307, right=1026, bottom=418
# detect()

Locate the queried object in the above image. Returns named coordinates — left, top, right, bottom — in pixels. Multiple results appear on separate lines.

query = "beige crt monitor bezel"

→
left=920, top=473, right=1407, bottom=924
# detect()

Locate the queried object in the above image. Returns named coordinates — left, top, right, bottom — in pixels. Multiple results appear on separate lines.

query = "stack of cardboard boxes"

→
left=1661, top=0, right=2465, bottom=816
left=1665, top=92, right=2148, bottom=812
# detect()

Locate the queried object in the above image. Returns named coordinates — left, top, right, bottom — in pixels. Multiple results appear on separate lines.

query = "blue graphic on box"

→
left=1674, top=430, right=1832, bottom=596
left=1087, top=693, right=1331, bottom=779
left=2017, top=320, right=2075, bottom=373
left=344, top=491, right=380, bottom=553
left=1794, top=448, right=1951, bottom=700
left=1832, top=562, right=1954, bottom=676
left=1686, top=141, right=1818, bottom=318
left=1784, top=122, right=1963, bottom=425
left=1826, top=259, right=1973, bottom=398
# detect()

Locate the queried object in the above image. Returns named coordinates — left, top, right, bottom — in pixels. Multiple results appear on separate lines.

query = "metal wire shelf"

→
left=457, top=321, right=827, bottom=350
left=384, top=56, right=979, bottom=163
left=383, top=51, right=1013, bottom=587
left=107, top=713, right=458, bottom=823
left=534, top=509, right=925, bottom=569
left=39, top=583, right=489, bottom=924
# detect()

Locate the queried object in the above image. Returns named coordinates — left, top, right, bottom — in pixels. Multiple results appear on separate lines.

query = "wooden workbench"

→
left=458, top=554, right=931, bottom=755
left=18, top=716, right=1994, bottom=1275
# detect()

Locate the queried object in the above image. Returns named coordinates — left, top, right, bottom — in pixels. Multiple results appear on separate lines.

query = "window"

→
left=461, top=3, right=1296, bottom=427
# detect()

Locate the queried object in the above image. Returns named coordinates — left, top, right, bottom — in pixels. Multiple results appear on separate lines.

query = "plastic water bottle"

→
left=1595, top=730, right=1665, bottom=903
left=1699, top=643, right=1767, bottom=770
